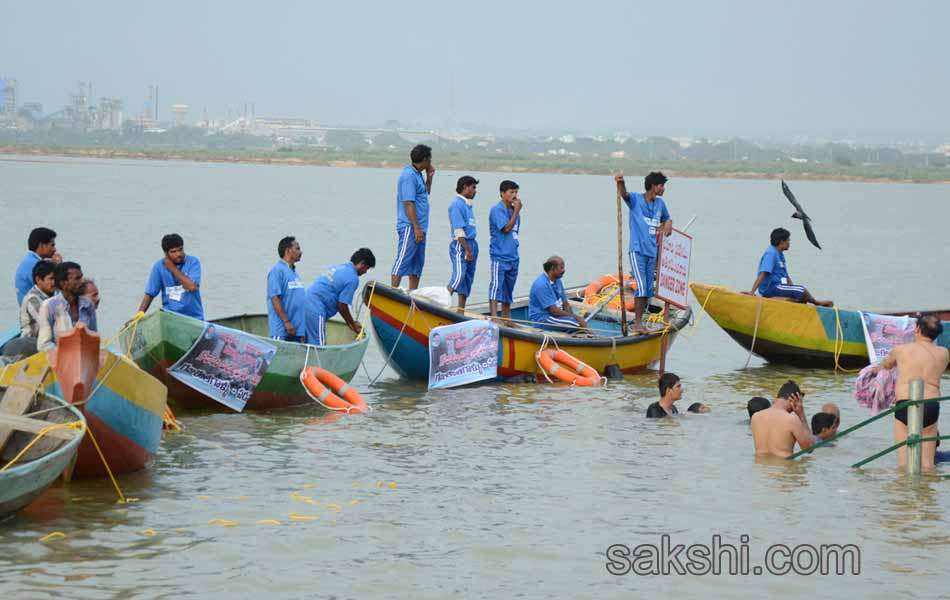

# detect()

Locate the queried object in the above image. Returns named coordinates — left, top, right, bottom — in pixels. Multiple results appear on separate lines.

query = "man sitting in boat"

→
left=746, top=227, right=833, bottom=307
left=79, top=278, right=100, bottom=309
left=527, top=256, right=588, bottom=333
left=19, top=260, right=57, bottom=339
left=14, top=226, right=61, bottom=306
left=37, top=262, right=98, bottom=352
left=646, top=372, right=682, bottom=417
left=137, top=233, right=204, bottom=320
left=750, top=380, right=815, bottom=458
left=306, top=248, right=376, bottom=345
left=267, top=236, right=307, bottom=342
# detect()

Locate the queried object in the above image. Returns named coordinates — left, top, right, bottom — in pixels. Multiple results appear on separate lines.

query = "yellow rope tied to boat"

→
left=832, top=305, right=861, bottom=374
left=687, top=285, right=726, bottom=339
left=356, top=284, right=376, bottom=341
left=0, top=420, right=85, bottom=473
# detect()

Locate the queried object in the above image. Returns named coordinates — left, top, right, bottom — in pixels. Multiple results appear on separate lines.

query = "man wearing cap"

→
left=391, top=144, right=435, bottom=291
left=489, top=180, right=522, bottom=321
left=446, top=176, right=479, bottom=311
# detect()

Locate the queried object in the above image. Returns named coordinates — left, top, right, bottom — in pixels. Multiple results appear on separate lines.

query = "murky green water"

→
left=1, top=156, right=949, bottom=598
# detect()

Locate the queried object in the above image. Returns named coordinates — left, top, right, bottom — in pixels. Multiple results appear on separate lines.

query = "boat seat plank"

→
left=0, top=363, right=50, bottom=451
left=0, top=413, right=77, bottom=441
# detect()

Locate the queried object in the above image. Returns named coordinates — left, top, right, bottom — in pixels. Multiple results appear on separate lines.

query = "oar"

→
left=582, top=282, right=626, bottom=322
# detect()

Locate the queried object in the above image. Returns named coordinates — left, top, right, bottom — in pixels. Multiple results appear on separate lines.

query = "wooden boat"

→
left=362, top=280, right=692, bottom=381
left=0, top=364, right=86, bottom=521
left=115, top=310, right=369, bottom=410
left=690, top=282, right=950, bottom=369
left=0, top=325, right=167, bottom=477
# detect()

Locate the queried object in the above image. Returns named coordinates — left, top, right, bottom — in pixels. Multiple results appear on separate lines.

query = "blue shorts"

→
left=535, top=314, right=580, bottom=333
left=305, top=306, right=328, bottom=346
left=629, top=252, right=657, bottom=298
left=272, top=335, right=305, bottom=343
left=489, top=259, right=518, bottom=305
left=391, top=226, right=427, bottom=277
left=762, top=283, right=805, bottom=301
left=448, top=239, right=478, bottom=297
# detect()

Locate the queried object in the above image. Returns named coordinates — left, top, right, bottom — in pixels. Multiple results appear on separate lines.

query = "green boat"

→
left=116, top=309, right=368, bottom=411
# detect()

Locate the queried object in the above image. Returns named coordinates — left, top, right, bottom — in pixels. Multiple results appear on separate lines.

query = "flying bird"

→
left=781, top=179, right=822, bottom=250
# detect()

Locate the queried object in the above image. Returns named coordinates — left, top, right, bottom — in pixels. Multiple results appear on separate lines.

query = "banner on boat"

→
left=656, top=228, right=692, bottom=309
left=168, top=322, right=278, bottom=411
left=859, top=312, right=916, bottom=364
left=428, top=320, right=500, bottom=390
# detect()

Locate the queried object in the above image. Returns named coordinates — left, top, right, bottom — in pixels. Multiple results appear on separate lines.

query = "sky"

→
left=2, top=0, right=947, bottom=140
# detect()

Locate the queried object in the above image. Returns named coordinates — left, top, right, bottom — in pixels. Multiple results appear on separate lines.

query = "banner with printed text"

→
left=860, top=312, right=916, bottom=364
left=656, top=228, right=693, bottom=309
left=428, top=320, right=500, bottom=390
left=168, top=322, right=277, bottom=411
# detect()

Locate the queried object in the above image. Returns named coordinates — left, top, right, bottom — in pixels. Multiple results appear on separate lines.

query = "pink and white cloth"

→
left=854, top=365, right=897, bottom=415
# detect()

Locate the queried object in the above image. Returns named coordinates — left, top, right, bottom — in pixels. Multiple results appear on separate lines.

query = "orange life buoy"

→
left=536, top=349, right=602, bottom=387
left=301, top=367, right=369, bottom=414
left=583, top=274, right=636, bottom=311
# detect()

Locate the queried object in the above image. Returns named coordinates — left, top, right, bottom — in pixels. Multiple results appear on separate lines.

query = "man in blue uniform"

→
left=307, top=248, right=376, bottom=346
left=488, top=180, right=522, bottom=321
left=267, top=236, right=306, bottom=342
left=614, top=171, right=672, bottom=334
left=747, top=227, right=832, bottom=306
left=391, top=144, right=435, bottom=291
left=138, top=233, right=205, bottom=319
left=446, top=176, right=479, bottom=311
left=528, top=256, right=588, bottom=333
left=14, top=227, right=60, bottom=306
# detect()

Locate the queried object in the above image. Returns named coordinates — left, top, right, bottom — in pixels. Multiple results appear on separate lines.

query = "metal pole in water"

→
left=907, top=377, right=924, bottom=475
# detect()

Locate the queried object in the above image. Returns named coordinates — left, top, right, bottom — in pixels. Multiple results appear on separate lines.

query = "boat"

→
left=115, top=310, right=369, bottom=410
left=690, top=282, right=950, bottom=369
left=362, top=280, right=692, bottom=381
left=0, top=363, right=86, bottom=521
left=0, top=324, right=167, bottom=477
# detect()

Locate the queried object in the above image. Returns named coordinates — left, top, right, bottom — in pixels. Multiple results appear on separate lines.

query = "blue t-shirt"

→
left=396, top=164, right=429, bottom=232
left=625, top=193, right=670, bottom=257
left=757, top=246, right=790, bottom=294
left=528, top=273, right=567, bottom=323
left=266, top=260, right=307, bottom=338
left=307, top=262, right=359, bottom=319
left=145, top=255, right=204, bottom=320
left=14, top=251, right=41, bottom=306
left=489, top=201, right=520, bottom=262
left=448, top=195, right=477, bottom=241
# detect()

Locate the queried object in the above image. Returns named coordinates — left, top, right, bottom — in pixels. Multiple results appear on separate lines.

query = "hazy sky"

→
left=2, top=0, right=947, bottom=139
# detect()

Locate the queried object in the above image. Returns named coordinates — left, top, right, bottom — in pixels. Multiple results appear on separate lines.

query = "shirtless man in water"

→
left=751, top=380, right=815, bottom=457
left=871, top=314, right=949, bottom=470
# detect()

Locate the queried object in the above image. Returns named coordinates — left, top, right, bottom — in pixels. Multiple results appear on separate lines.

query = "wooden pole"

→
left=617, top=192, right=628, bottom=337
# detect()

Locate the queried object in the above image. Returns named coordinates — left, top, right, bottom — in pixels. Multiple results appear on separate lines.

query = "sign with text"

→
left=428, top=320, right=500, bottom=390
left=860, top=312, right=916, bottom=364
left=656, top=228, right=693, bottom=309
left=168, top=322, right=277, bottom=411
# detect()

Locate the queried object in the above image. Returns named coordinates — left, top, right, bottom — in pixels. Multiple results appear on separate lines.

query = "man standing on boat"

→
left=37, top=262, right=98, bottom=352
left=137, top=233, right=204, bottom=320
left=14, top=227, right=61, bottom=306
left=489, top=180, right=522, bottom=321
left=391, top=144, right=434, bottom=291
left=306, top=248, right=376, bottom=345
left=528, top=256, right=588, bottom=333
left=746, top=227, right=833, bottom=306
left=267, top=236, right=307, bottom=342
left=614, top=172, right=672, bottom=334
left=446, top=176, right=479, bottom=312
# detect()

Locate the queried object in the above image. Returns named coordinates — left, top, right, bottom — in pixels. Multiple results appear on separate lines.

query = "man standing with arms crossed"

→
left=489, top=180, right=522, bottom=321
left=614, top=172, right=672, bottom=334
left=391, top=144, right=435, bottom=291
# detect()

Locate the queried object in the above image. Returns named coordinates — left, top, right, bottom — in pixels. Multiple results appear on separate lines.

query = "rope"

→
left=356, top=283, right=375, bottom=341
left=744, top=296, right=764, bottom=369
left=365, top=299, right=416, bottom=386
left=687, top=285, right=725, bottom=339
left=832, top=305, right=860, bottom=374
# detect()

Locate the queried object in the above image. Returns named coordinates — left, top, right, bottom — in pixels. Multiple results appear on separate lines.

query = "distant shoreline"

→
left=2, top=144, right=948, bottom=184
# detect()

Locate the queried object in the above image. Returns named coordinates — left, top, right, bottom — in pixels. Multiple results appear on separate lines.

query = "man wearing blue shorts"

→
left=747, top=227, right=833, bottom=306
left=307, top=248, right=375, bottom=345
left=446, top=176, right=479, bottom=311
left=615, top=171, right=672, bottom=333
left=391, top=144, right=435, bottom=291
left=266, top=236, right=307, bottom=342
left=528, top=256, right=588, bottom=333
left=138, top=233, right=204, bottom=320
left=489, top=180, right=522, bottom=321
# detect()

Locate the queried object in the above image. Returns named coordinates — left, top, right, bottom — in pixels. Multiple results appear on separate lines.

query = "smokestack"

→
left=155, top=86, right=159, bottom=121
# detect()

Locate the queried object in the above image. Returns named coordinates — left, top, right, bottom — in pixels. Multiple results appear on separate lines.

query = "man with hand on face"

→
left=750, top=380, right=815, bottom=458
left=267, top=236, right=307, bottom=342
left=15, top=227, right=62, bottom=306
left=489, top=180, right=522, bottom=321
left=138, top=233, right=204, bottom=320
left=307, top=248, right=376, bottom=346
left=446, top=176, right=479, bottom=312
left=37, top=261, right=98, bottom=352
left=391, top=144, right=435, bottom=291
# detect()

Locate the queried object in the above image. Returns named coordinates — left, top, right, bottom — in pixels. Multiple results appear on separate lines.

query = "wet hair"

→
left=917, top=313, right=944, bottom=341
left=747, top=396, right=771, bottom=418
left=161, top=233, right=185, bottom=253
left=811, top=412, right=837, bottom=436
left=644, top=171, right=668, bottom=191
left=31, top=260, right=56, bottom=284
left=542, top=256, right=562, bottom=273
left=500, top=180, right=520, bottom=193
left=687, top=402, right=705, bottom=413
left=53, top=261, right=81, bottom=289
left=410, top=144, right=432, bottom=164
left=777, top=380, right=802, bottom=399
left=770, top=227, right=791, bottom=247
left=456, top=175, right=479, bottom=193
left=350, top=247, right=376, bottom=268
left=278, top=236, right=296, bottom=258
left=28, top=227, right=57, bottom=251
left=658, top=372, right=680, bottom=397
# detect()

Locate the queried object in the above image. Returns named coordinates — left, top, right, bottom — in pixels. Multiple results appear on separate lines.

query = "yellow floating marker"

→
left=290, top=492, right=316, bottom=505
left=289, top=512, right=319, bottom=522
left=388, top=481, right=397, bottom=489
left=256, top=519, right=281, bottom=525
left=326, top=503, right=342, bottom=513
left=40, top=531, right=66, bottom=543
left=208, top=518, right=237, bottom=528
left=348, top=499, right=359, bottom=505
left=351, top=482, right=361, bottom=488
left=303, top=484, right=316, bottom=489
left=376, top=480, right=383, bottom=488
left=141, top=529, right=156, bottom=536
left=236, top=496, right=250, bottom=501
left=197, top=495, right=211, bottom=500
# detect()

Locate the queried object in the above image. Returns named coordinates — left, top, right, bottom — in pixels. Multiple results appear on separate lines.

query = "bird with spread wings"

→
left=782, top=179, right=822, bottom=250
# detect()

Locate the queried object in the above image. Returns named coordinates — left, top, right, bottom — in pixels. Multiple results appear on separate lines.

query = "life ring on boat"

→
left=536, top=349, right=602, bottom=386
left=301, top=367, right=368, bottom=414
left=583, top=275, right=636, bottom=311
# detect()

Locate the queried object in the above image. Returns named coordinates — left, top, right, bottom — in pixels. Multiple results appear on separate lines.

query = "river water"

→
left=1, top=155, right=949, bottom=598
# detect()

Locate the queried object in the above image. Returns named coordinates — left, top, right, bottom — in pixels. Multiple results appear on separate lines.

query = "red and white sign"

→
left=656, top=228, right=692, bottom=309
